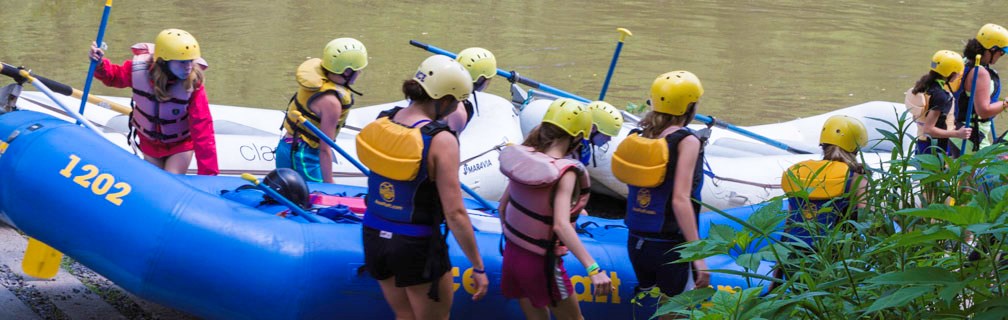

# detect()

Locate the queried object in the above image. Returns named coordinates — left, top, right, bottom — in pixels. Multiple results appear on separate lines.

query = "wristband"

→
left=588, top=268, right=603, bottom=276
left=586, top=262, right=599, bottom=274
left=472, top=268, right=485, bottom=274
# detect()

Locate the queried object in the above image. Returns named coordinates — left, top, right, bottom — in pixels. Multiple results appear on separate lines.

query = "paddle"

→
left=409, top=40, right=812, bottom=155
left=14, top=68, right=112, bottom=279
left=22, top=238, right=63, bottom=279
left=409, top=40, right=591, bottom=104
left=960, top=54, right=983, bottom=153
left=286, top=110, right=498, bottom=211
left=1, top=62, right=131, bottom=114
left=77, top=0, right=114, bottom=118
left=16, top=70, right=103, bottom=135
left=241, top=173, right=323, bottom=223
left=599, top=28, right=632, bottom=101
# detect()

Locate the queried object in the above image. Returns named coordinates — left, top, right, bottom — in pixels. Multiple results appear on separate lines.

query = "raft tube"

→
left=0, top=110, right=776, bottom=319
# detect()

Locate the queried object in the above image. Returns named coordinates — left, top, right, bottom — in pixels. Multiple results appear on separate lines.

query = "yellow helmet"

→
left=977, top=23, right=1008, bottom=51
left=820, top=115, right=868, bottom=152
left=931, top=50, right=965, bottom=78
left=650, top=71, right=703, bottom=116
left=154, top=29, right=200, bottom=61
left=413, top=55, right=473, bottom=101
left=322, top=38, right=368, bottom=74
left=541, top=98, right=593, bottom=138
left=587, top=101, right=623, bottom=137
left=456, top=47, right=497, bottom=83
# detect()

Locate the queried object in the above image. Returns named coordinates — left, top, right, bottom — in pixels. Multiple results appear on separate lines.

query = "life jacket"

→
left=906, top=80, right=957, bottom=150
left=614, top=127, right=704, bottom=239
left=283, top=58, right=355, bottom=149
left=498, top=145, right=590, bottom=256
left=129, top=42, right=207, bottom=144
left=357, top=107, right=450, bottom=237
left=955, top=64, right=1001, bottom=151
left=780, top=159, right=856, bottom=246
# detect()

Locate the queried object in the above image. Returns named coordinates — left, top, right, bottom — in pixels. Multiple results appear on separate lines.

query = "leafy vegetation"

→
left=661, top=112, right=1008, bottom=319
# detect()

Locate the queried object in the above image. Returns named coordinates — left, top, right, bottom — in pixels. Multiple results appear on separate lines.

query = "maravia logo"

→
left=462, top=159, right=493, bottom=175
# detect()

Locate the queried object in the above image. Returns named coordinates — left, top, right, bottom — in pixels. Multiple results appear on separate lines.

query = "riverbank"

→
left=0, top=224, right=195, bottom=320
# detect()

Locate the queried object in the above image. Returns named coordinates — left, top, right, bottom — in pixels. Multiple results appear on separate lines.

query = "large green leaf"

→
left=897, top=205, right=986, bottom=226
left=864, top=286, right=932, bottom=313
left=654, top=287, right=715, bottom=319
left=708, top=224, right=738, bottom=243
left=866, top=267, right=956, bottom=285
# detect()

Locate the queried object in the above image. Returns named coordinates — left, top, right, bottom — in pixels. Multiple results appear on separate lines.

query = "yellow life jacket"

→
left=781, top=160, right=851, bottom=200
left=781, top=159, right=855, bottom=245
left=356, top=117, right=427, bottom=181
left=283, top=58, right=354, bottom=149
left=612, top=132, right=669, bottom=188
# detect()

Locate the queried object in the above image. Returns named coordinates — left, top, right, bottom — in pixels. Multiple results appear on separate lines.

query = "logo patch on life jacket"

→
left=0, top=141, right=7, bottom=157
left=379, top=182, right=395, bottom=202
left=636, top=189, right=652, bottom=209
left=172, top=108, right=180, bottom=115
left=801, top=202, right=818, bottom=220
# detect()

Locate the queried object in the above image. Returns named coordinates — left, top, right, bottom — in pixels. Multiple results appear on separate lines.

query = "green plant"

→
left=660, top=110, right=1008, bottom=319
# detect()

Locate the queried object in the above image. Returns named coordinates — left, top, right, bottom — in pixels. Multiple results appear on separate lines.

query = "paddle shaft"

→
left=77, top=0, right=114, bottom=117
left=410, top=40, right=810, bottom=154
left=960, top=54, right=982, bottom=153
left=18, top=70, right=104, bottom=136
left=409, top=40, right=590, bottom=103
left=291, top=112, right=497, bottom=210
left=1, top=62, right=131, bottom=114
left=599, top=28, right=632, bottom=101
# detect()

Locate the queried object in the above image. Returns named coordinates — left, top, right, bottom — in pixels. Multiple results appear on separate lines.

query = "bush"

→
left=662, top=111, right=1008, bottom=319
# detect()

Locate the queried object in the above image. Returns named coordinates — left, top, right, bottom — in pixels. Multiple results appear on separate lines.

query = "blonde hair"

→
left=149, top=58, right=204, bottom=101
left=823, top=144, right=864, bottom=174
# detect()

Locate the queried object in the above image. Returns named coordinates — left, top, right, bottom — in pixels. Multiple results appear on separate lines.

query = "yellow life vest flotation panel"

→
left=781, top=159, right=855, bottom=245
left=283, top=58, right=354, bottom=149
left=612, top=132, right=669, bottom=188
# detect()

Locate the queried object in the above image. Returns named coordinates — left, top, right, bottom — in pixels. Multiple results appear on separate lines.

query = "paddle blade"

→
left=22, top=238, right=63, bottom=279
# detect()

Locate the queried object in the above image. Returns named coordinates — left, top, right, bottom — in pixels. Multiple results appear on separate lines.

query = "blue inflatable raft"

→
left=0, top=110, right=776, bottom=319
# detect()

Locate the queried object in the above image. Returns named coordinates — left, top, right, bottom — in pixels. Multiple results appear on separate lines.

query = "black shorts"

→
left=627, top=235, right=691, bottom=296
left=362, top=226, right=451, bottom=288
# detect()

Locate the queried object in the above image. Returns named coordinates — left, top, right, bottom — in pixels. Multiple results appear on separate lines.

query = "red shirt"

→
left=94, top=58, right=219, bottom=175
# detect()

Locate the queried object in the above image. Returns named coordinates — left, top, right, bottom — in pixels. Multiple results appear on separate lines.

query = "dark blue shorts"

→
left=627, top=234, right=691, bottom=296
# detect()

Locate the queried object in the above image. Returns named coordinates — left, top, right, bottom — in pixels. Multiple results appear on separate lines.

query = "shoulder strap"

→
left=377, top=107, right=404, bottom=120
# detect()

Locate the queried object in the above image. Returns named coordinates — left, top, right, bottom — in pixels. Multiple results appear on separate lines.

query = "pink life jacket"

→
left=499, top=145, right=591, bottom=255
left=129, top=42, right=208, bottom=144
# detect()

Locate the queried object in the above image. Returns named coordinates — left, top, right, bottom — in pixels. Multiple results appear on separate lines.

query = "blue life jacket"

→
left=358, top=107, right=451, bottom=237
left=955, top=64, right=1001, bottom=150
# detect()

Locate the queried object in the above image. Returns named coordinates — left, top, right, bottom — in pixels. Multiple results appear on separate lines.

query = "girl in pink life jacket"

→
left=498, top=98, right=612, bottom=319
left=88, top=29, right=218, bottom=175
